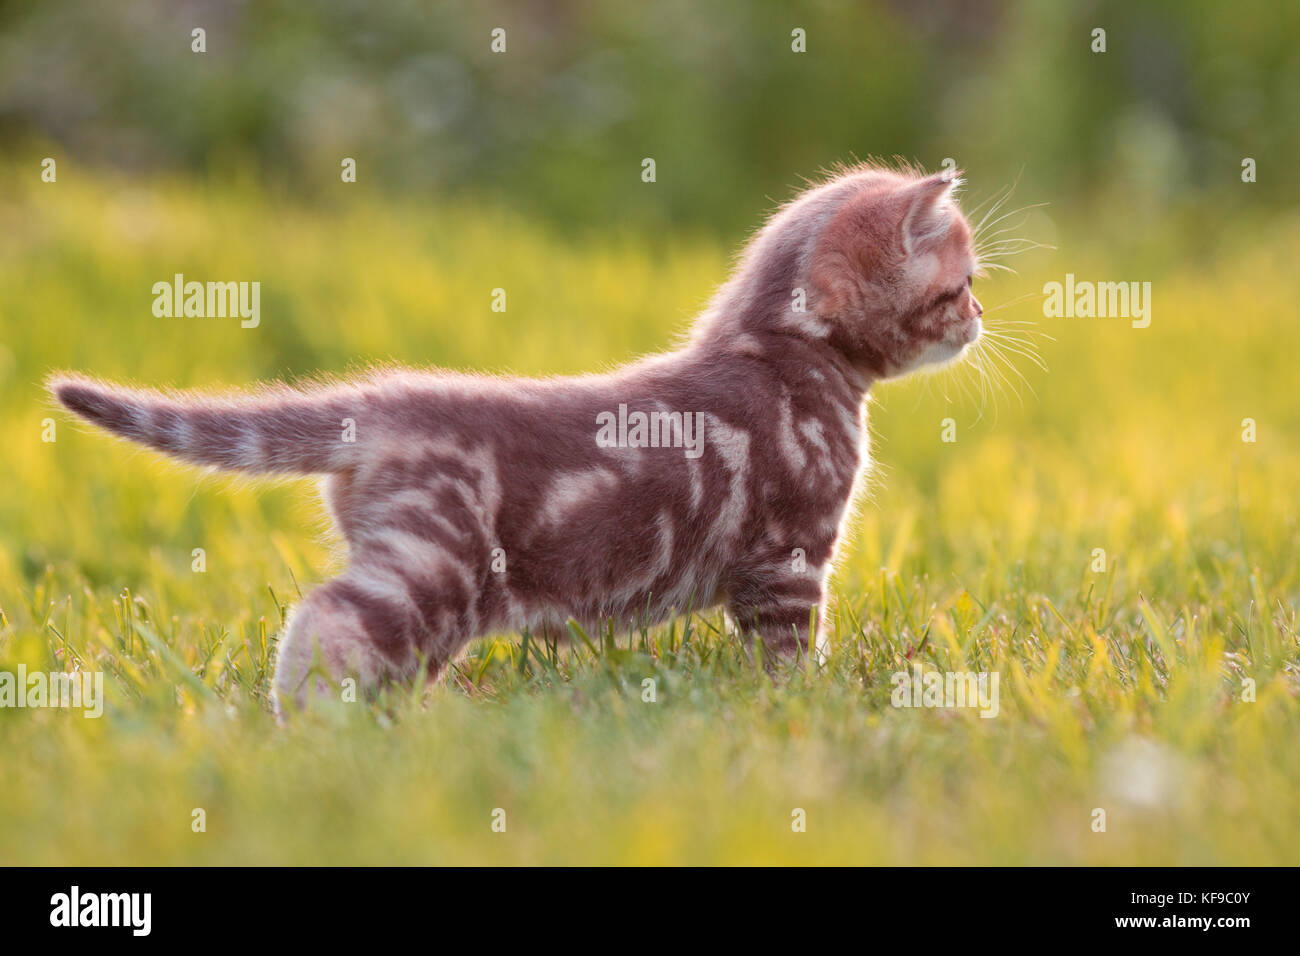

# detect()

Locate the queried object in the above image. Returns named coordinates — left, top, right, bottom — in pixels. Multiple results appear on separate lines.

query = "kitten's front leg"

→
left=728, top=603, right=825, bottom=663
left=725, top=564, right=828, bottom=665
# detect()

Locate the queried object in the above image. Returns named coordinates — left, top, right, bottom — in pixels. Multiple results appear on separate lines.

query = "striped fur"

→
left=50, top=163, right=984, bottom=714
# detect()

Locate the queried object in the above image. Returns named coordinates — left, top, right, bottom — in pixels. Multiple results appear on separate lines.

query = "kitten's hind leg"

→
left=272, top=576, right=398, bottom=717
left=272, top=553, right=480, bottom=717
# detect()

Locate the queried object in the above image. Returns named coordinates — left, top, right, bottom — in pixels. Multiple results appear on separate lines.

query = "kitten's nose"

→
left=972, top=295, right=983, bottom=317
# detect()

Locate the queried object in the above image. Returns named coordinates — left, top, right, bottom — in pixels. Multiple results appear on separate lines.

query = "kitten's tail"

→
left=48, top=374, right=368, bottom=474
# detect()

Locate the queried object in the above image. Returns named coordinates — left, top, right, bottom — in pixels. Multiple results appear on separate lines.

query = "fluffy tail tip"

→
left=48, top=374, right=112, bottom=423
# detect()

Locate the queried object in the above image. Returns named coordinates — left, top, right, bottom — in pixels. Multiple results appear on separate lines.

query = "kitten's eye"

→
left=966, top=274, right=974, bottom=288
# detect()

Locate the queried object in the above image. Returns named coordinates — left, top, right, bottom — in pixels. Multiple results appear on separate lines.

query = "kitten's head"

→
left=810, top=168, right=982, bottom=379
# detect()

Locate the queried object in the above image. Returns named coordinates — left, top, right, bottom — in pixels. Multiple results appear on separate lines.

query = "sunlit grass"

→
left=0, top=166, right=1296, bottom=864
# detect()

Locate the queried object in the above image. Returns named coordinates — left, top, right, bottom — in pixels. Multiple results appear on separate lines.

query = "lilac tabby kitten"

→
left=52, top=163, right=983, bottom=712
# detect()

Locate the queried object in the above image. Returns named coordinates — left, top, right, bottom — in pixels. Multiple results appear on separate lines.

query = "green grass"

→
left=0, top=166, right=1297, bottom=864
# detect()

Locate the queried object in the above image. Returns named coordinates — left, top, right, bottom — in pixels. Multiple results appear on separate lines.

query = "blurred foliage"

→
left=1, top=0, right=1297, bottom=235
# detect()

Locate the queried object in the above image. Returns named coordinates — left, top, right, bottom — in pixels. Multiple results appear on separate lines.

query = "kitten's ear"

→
left=899, top=171, right=961, bottom=256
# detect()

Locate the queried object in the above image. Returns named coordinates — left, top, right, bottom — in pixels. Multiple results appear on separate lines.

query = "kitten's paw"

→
left=271, top=672, right=343, bottom=723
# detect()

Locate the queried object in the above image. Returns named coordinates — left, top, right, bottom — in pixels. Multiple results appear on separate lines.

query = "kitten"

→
left=51, top=164, right=983, bottom=712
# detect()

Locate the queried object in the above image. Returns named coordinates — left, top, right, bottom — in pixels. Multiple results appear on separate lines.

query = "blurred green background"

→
left=3, top=0, right=1297, bottom=238
left=0, top=0, right=1297, bottom=865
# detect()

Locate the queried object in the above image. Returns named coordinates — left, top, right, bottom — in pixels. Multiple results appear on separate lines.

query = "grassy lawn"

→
left=0, top=166, right=1296, bottom=864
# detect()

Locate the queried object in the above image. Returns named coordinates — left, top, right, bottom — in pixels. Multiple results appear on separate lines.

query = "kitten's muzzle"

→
left=950, top=313, right=982, bottom=347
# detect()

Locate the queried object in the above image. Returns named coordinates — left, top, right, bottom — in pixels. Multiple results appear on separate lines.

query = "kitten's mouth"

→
left=919, top=316, right=982, bottom=370
left=955, top=314, right=982, bottom=346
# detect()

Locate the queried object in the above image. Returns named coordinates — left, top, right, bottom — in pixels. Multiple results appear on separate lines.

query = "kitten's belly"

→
left=508, top=518, right=724, bottom=631
left=498, top=466, right=729, bottom=632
